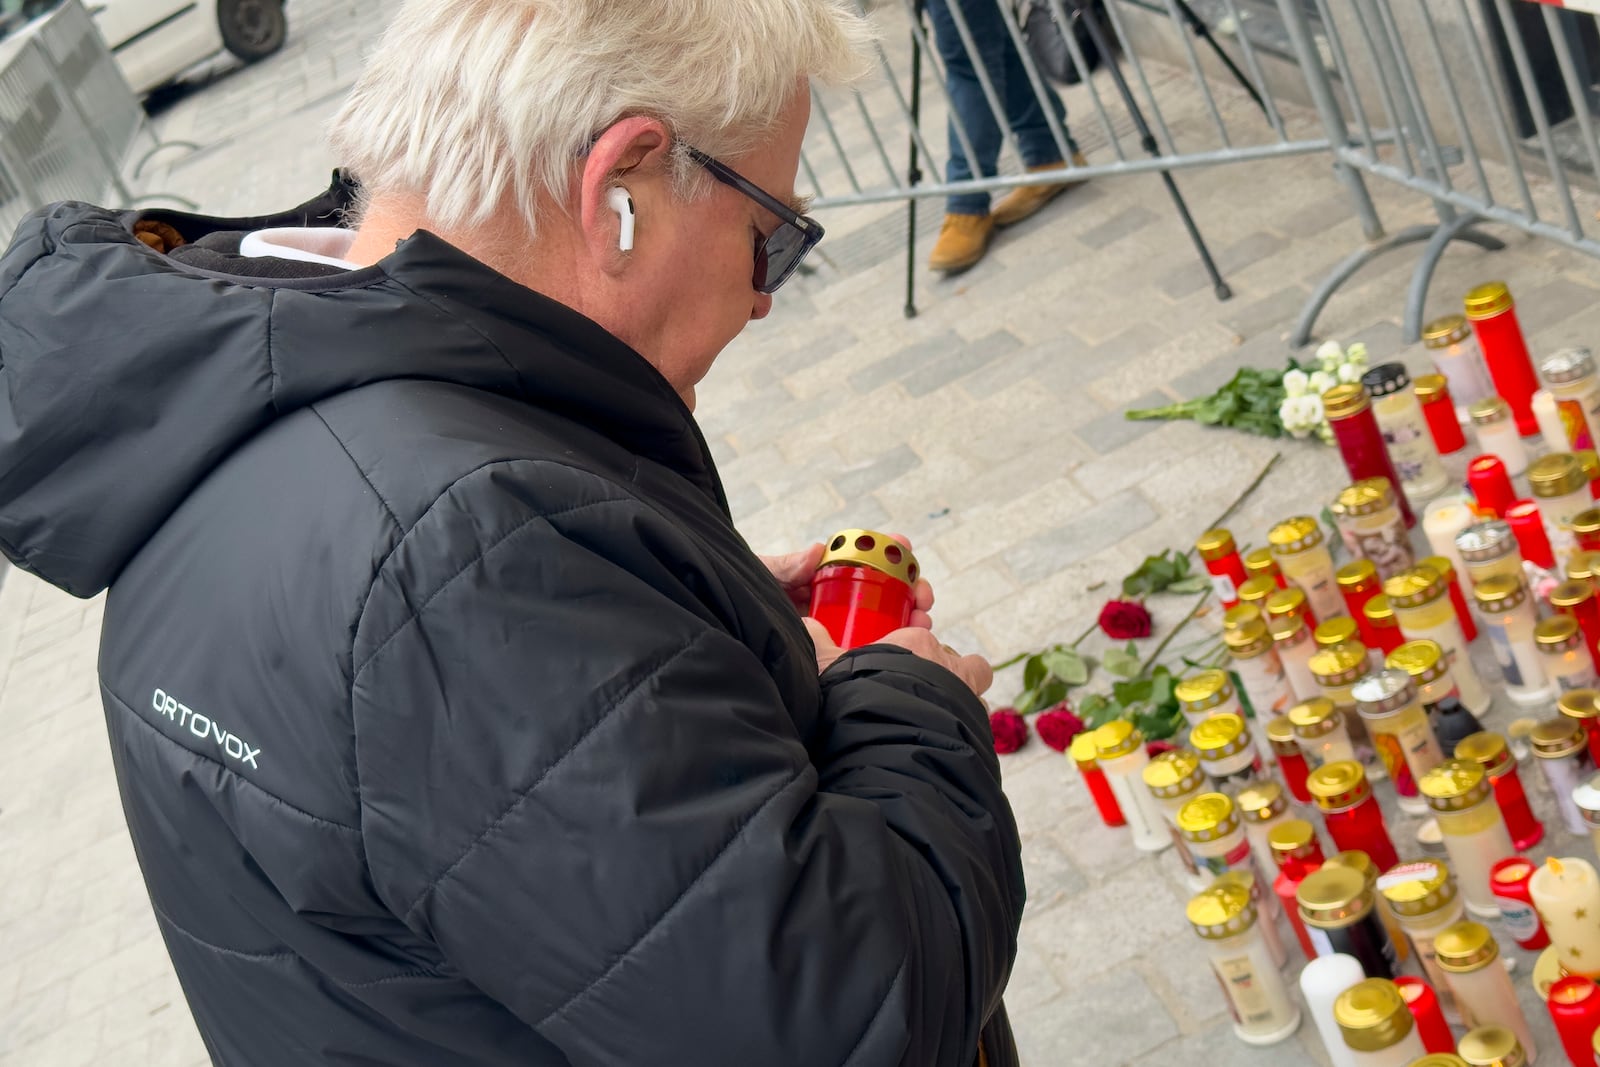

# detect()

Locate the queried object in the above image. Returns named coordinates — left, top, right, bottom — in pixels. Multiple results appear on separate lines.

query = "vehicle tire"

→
left=218, top=0, right=286, bottom=62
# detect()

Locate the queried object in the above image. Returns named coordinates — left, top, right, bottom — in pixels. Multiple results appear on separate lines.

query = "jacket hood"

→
left=0, top=178, right=724, bottom=598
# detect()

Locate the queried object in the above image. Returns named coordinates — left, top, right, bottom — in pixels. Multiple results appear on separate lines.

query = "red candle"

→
left=1466, top=282, right=1540, bottom=437
left=1266, top=716, right=1313, bottom=804
left=1417, top=374, right=1468, bottom=454
left=1508, top=500, right=1558, bottom=570
left=1576, top=508, right=1600, bottom=554
left=1548, top=975, right=1600, bottom=1067
left=1421, top=555, right=1480, bottom=643
left=1325, top=383, right=1418, bottom=527
left=1468, top=455, right=1517, bottom=519
left=1197, top=529, right=1247, bottom=610
left=1269, top=818, right=1325, bottom=960
left=1560, top=689, right=1600, bottom=768
left=1394, top=977, right=1455, bottom=1054
left=808, top=530, right=917, bottom=648
left=1069, top=733, right=1125, bottom=827
left=1457, top=732, right=1544, bottom=853
left=1307, top=761, right=1400, bottom=871
left=1337, top=560, right=1386, bottom=649
left=1489, top=857, right=1552, bottom=949
left=1552, top=580, right=1600, bottom=672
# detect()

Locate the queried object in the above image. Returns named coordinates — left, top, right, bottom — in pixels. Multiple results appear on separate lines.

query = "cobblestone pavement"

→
left=8, top=0, right=1600, bottom=1063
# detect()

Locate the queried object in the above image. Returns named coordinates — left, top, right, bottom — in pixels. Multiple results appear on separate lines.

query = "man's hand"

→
left=760, top=535, right=935, bottom=627
left=803, top=619, right=992, bottom=697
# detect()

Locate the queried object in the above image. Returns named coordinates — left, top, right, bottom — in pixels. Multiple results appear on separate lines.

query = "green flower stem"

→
left=1138, top=590, right=1211, bottom=678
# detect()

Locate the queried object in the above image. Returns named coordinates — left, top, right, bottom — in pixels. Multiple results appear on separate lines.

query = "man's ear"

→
left=578, top=117, right=674, bottom=267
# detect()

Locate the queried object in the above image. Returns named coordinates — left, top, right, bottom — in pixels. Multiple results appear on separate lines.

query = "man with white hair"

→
left=0, top=1, right=1024, bottom=1065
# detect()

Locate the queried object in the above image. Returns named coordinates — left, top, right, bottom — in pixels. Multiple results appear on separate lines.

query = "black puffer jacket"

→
left=0, top=178, right=1024, bottom=1066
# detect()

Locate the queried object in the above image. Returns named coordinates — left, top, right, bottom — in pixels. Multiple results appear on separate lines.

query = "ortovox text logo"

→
left=151, top=688, right=261, bottom=770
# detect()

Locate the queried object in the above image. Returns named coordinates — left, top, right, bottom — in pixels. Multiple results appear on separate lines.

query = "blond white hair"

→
left=328, top=0, right=872, bottom=236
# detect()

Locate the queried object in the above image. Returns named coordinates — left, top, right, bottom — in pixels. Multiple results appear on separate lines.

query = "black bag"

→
left=1017, top=0, right=1108, bottom=86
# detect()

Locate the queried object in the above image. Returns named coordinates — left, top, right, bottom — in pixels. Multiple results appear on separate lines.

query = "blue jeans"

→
left=925, top=0, right=1075, bottom=216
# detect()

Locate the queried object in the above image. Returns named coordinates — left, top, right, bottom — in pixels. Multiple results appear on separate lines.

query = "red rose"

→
left=1145, top=739, right=1179, bottom=758
left=1098, top=599, right=1152, bottom=640
left=989, top=708, right=1029, bottom=754
left=1036, top=704, right=1086, bottom=752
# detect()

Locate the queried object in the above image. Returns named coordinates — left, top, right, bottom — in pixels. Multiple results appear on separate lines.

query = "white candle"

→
left=1423, top=497, right=1476, bottom=587
left=1301, top=954, right=1366, bottom=1067
left=1529, top=856, right=1600, bottom=980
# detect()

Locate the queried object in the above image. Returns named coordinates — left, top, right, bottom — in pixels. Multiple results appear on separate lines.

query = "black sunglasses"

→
left=683, top=145, right=823, bottom=295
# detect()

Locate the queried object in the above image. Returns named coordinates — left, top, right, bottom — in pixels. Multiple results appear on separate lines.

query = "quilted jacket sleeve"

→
left=353, top=468, right=1022, bottom=1067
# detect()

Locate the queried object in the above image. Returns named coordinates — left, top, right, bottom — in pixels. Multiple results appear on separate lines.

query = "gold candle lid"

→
left=1223, top=603, right=1263, bottom=634
left=1377, top=859, right=1457, bottom=917
left=1352, top=669, right=1419, bottom=716
left=1142, top=749, right=1204, bottom=799
left=1570, top=551, right=1600, bottom=584
left=1472, top=573, right=1527, bottom=613
left=1384, top=565, right=1446, bottom=608
left=1530, top=452, right=1600, bottom=500
left=1268, top=818, right=1318, bottom=861
left=1455, top=732, right=1514, bottom=778
left=1414, top=374, right=1451, bottom=403
left=1531, top=717, right=1587, bottom=760
left=1336, top=558, right=1380, bottom=593
left=1435, top=920, right=1500, bottom=972
left=1421, top=555, right=1460, bottom=582
left=1536, top=614, right=1583, bottom=652
left=1269, top=612, right=1310, bottom=646
left=1418, top=760, right=1490, bottom=812
left=1575, top=507, right=1600, bottom=539
left=1237, top=780, right=1287, bottom=823
left=1190, top=713, right=1250, bottom=761
left=1299, top=865, right=1373, bottom=927
left=1265, top=586, right=1308, bottom=620
left=1470, top=397, right=1512, bottom=426
left=1410, top=1056, right=1470, bottom=1067
left=1265, top=715, right=1298, bottom=755
left=1307, top=760, right=1371, bottom=812
left=1243, top=547, right=1279, bottom=578
left=1176, top=792, right=1239, bottom=842
left=1224, top=616, right=1271, bottom=658
left=1424, top=313, right=1471, bottom=345
left=1269, top=515, right=1326, bottom=555
left=1237, top=575, right=1278, bottom=606
left=1456, top=520, right=1516, bottom=563
left=1068, top=731, right=1100, bottom=769
left=1464, top=281, right=1514, bottom=319
left=1559, top=689, right=1600, bottom=722
left=1195, top=528, right=1238, bottom=562
left=1323, top=383, right=1372, bottom=421
left=1185, top=880, right=1256, bottom=939
left=1315, top=616, right=1360, bottom=649
left=1386, top=639, right=1449, bottom=687
left=1334, top=478, right=1397, bottom=517
left=817, top=529, right=920, bottom=584
left=1310, top=641, right=1368, bottom=686
left=1551, top=579, right=1596, bottom=610
left=1289, top=697, right=1341, bottom=739
left=1092, top=720, right=1144, bottom=760
left=1332, top=978, right=1413, bottom=1051
left=1458, top=1025, right=1526, bottom=1067
left=1175, top=669, right=1234, bottom=713
left=1363, top=594, right=1398, bottom=628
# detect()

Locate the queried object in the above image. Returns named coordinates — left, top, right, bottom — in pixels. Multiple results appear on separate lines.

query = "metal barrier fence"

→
left=807, top=0, right=1600, bottom=333
left=1273, top=0, right=1600, bottom=344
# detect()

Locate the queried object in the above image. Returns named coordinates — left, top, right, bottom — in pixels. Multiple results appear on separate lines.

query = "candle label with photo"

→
left=1485, top=624, right=1525, bottom=686
left=1497, top=898, right=1542, bottom=945
left=1197, top=837, right=1254, bottom=878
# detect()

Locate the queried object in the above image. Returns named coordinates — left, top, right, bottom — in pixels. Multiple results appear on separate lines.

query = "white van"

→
left=90, top=0, right=286, bottom=95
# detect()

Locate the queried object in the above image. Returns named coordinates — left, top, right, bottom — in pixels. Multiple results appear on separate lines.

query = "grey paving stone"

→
left=1513, top=275, right=1600, bottom=332
left=1009, top=956, right=1179, bottom=1066
left=830, top=444, right=922, bottom=499
left=1005, top=490, right=1161, bottom=584
left=1158, top=232, right=1290, bottom=300
left=1078, top=205, right=1159, bottom=250
left=1018, top=832, right=1089, bottom=915
left=1129, top=1018, right=1330, bottom=1067
left=845, top=330, right=966, bottom=395
left=1167, top=330, right=1292, bottom=400
left=1073, top=391, right=1172, bottom=454
left=905, top=329, right=1023, bottom=397
left=1223, top=284, right=1313, bottom=342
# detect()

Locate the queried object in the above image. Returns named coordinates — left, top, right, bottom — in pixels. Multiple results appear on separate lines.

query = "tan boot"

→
left=992, top=151, right=1090, bottom=228
left=927, top=212, right=996, bottom=273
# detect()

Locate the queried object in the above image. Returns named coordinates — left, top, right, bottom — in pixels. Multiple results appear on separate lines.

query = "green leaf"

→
left=1042, top=649, right=1089, bottom=687
left=1167, top=575, right=1211, bottom=594
left=1032, top=679, right=1070, bottom=711
left=1022, top=654, right=1047, bottom=693
left=1015, top=688, right=1040, bottom=715
left=1150, top=672, right=1175, bottom=708
left=1102, top=646, right=1142, bottom=679
left=1113, top=677, right=1153, bottom=706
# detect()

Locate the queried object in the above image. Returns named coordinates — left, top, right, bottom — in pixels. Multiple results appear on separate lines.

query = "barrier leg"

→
left=905, top=0, right=925, bottom=320
left=1403, top=216, right=1504, bottom=342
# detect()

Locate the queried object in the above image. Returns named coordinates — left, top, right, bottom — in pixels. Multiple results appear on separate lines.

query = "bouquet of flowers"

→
left=1277, top=340, right=1368, bottom=444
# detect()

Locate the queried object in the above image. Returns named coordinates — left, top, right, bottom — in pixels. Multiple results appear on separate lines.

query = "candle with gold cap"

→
left=1531, top=719, right=1591, bottom=835
left=1196, top=528, right=1248, bottom=609
left=1464, top=281, right=1539, bottom=436
left=1530, top=451, right=1600, bottom=567
left=1536, top=616, right=1598, bottom=694
left=1455, top=520, right=1523, bottom=589
left=1473, top=574, right=1555, bottom=706
left=1327, top=850, right=1411, bottom=966
left=1455, top=731, right=1544, bottom=852
left=1317, top=616, right=1363, bottom=650
left=1069, top=732, right=1126, bottom=829
left=1141, top=748, right=1206, bottom=888
left=1299, top=866, right=1398, bottom=978
left=1091, top=721, right=1170, bottom=852
left=1338, top=559, right=1386, bottom=647
left=1186, top=880, right=1302, bottom=1045
left=1385, top=565, right=1490, bottom=714
left=1225, top=617, right=1295, bottom=727
left=1417, top=761, right=1513, bottom=918
left=1334, top=479, right=1416, bottom=580
left=1456, top=1025, right=1530, bottom=1067
left=1309, top=761, right=1400, bottom=871
left=1238, top=575, right=1279, bottom=612
left=1191, top=713, right=1267, bottom=796
left=1266, top=715, right=1314, bottom=804
left=1528, top=857, right=1600, bottom=981
left=1550, top=580, right=1600, bottom=670
left=1569, top=549, right=1600, bottom=586
left=1266, top=585, right=1314, bottom=633
left=1237, top=780, right=1294, bottom=886
left=1179, top=793, right=1288, bottom=967
left=1419, top=556, right=1479, bottom=643
left=1354, top=669, right=1445, bottom=814
left=1311, top=641, right=1371, bottom=720
left=1271, top=516, right=1347, bottom=624
left=1270, top=818, right=1325, bottom=959
left=1363, top=594, right=1406, bottom=657
left=1378, top=860, right=1464, bottom=1021
left=1434, top=921, right=1537, bottom=1054
left=1558, top=689, right=1600, bottom=765
left=1272, top=613, right=1321, bottom=701
left=1333, top=978, right=1425, bottom=1065
left=1386, top=640, right=1459, bottom=717
left=1291, top=698, right=1358, bottom=769
left=1176, top=668, right=1242, bottom=728
left=1244, top=546, right=1286, bottom=589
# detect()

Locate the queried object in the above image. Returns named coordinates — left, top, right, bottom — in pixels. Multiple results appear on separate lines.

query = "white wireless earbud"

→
left=607, top=186, right=635, bottom=252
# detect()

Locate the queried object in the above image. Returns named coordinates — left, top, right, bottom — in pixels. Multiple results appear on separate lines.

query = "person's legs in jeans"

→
left=924, top=0, right=1004, bottom=218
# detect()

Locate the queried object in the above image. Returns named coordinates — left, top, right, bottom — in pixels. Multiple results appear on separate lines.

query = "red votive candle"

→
left=1417, top=374, right=1468, bottom=455
left=1307, top=761, right=1400, bottom=871
left=1548, top=975, right=1600, bottom=1067
left=1394, top=977, right=1455, bottom=1054
left=1466, top=282, right=1540, bottom=437
left=1337, top=560, right=1386, bottom=649
left=1553, top=580, right=1600, bottom=673
left=1269, top=817, right=1324, bottom=960
left=1508, top=500, right=1558, bottom=570
left=1421, top=555, right=1479, bottom=643
left=1489, top=857, right=1551, bottom=949
left=1069, top=733, right=1125, bottom=828
left=1457, top=732, right=1544, bottom=853
left=1325, top=383, right=1418, bottom=527
left=1197, top=529, right=1247, bottom=610
left=1576, top=508, right=1600, bottom=554
left=1469, top=455, right=1517, bottom=519
left=1266, top=716, right=1313, bottom=804
left=809, top=530, right=917, bottom=648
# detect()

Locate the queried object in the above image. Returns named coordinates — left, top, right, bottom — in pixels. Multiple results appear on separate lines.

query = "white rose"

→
left=1316, top=340, right=1344, bottom=362
left=1282, top=369, right=1310, bottom=398
left=1309, top=371, right=1337, bottom=395
left=1346, top=342, right=1368, bottom=366
left=1303, top=395, right=1325, bottom=425
left=1338, top=362, right=1364, bottom=384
